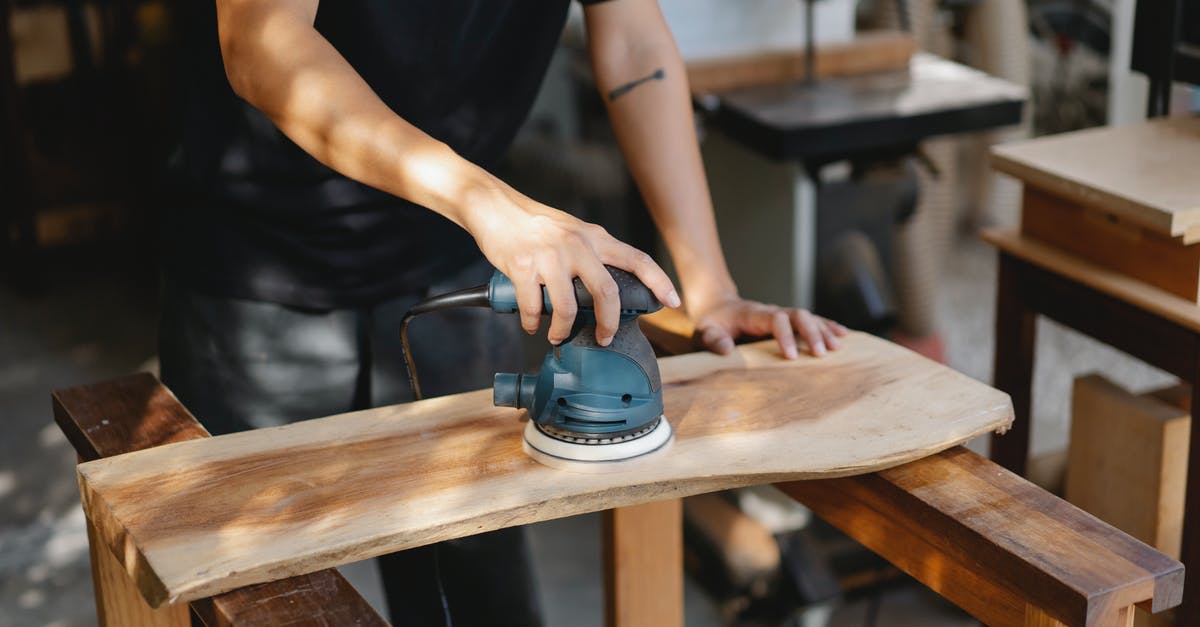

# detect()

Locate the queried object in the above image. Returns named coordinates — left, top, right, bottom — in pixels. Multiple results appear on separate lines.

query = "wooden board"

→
left=1067, top=375, right=1190, bottom=560
left=603, top=500, right=683, bottom=627
left=52, top=374, right=387, bottom=626
left=1066, top=376, right=1190, bottom=627
left=1021, top=187, right=1200, bottom=302
left=76, top=333, right=1013, bottom=608
left=992, top=116, right=1200, bottom=240
left=982, top=228, right=1200, bottom=335
left=685, top=31, right=915, bottom=94
left=782, top=446, right=1184, bottom=627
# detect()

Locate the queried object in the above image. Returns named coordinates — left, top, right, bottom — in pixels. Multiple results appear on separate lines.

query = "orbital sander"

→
left=400, top=266, right=671, bottom=466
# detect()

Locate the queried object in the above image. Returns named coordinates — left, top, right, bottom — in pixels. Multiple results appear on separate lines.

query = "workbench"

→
left=699, top=52, right=1025, bottom=308
left=54, top=310, right=1182, bottom=626
left=985, top=115, right=1200, bottom=627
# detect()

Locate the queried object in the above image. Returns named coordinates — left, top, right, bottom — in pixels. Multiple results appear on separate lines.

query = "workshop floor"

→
left=0, top=235, right=1174, bottom=626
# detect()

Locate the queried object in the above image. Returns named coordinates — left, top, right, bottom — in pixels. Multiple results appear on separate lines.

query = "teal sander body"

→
left=400, top=266, right=672, bottom=465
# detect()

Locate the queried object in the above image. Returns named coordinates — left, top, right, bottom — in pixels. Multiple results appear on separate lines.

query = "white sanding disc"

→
left=523, top=418, right=673, bottom=471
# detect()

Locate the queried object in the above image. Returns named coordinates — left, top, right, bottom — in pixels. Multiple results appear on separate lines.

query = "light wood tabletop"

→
left=991, top=115, right=1200, bottom=242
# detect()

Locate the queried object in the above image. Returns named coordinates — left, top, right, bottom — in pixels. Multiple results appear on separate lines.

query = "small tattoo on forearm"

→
left=607, top=68, right=665, bottom=101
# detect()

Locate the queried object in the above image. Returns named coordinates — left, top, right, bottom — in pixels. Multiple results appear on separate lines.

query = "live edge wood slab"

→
left=54, top=372, right=386, bottom=626
left=76, top=332, right=1011, bottom=608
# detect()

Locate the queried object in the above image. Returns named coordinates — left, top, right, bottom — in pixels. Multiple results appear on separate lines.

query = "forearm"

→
left=216, top=0, right=503, bottom=233
left=584, top=3, right=737, bottom=313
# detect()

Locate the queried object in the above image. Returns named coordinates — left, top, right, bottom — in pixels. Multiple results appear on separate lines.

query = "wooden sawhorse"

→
left=55, top=315, right=1182, bottom=626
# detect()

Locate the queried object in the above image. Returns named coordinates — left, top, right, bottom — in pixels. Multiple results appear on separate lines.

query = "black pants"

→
left=159, top=260, right=542, bottom=627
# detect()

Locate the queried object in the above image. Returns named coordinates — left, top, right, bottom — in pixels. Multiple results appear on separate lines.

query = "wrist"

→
left=395, top=141, right=509, bottom=231
left=681, top=272, right=738, bottom=316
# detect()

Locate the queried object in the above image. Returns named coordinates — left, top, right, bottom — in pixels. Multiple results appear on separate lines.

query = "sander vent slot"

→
left=563, top=416, right=626, bottom=427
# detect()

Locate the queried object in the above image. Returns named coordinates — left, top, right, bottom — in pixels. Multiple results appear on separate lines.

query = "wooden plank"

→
left=1025, top=606, right=1069, bottom=627
left=991, top=116, right=1200, bottom=239
left=1021, top=187, right=1200, bottom=302
left=87, top=515, right=189, bottom=627
left=190, top=569, right=384, bottom=627
left=982, top=228, right=1200, bottom=336
left=53, top=374, right=387, bottom=626
left=642, top=306, right=1183, bottom=626
left=1066, top=375, right=1190, bottom=560
left=779, top=447, right=1185, bottom=627
left=685, top=31, right=916, bottom=94
left=53, top=373, right=210, bottom=463
left=603, top=499, right=683, bottom=627
left=75, top=333, right=1013, bottom=607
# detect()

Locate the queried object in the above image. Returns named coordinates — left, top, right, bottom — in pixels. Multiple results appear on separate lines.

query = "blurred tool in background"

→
left=0, top=0, right=174, bottom=290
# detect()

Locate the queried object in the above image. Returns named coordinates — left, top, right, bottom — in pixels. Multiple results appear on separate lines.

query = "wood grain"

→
left=603, top=499, right=683, bottom=627
left=1067, top=375, right=1190, bottom=560
left=779, top=447, right=1185, bottom=627
left=685, top=31, right=916, bottom=94
left=1020, top=187, right=1200, bottom=302
left=191, top=569, right=384, bottom=627
left=75, top=333, right=1012, bottom=607
left=86, top=515, right=189, bottom=627
left=1024, top=606, right=1069, bottom=627
left=991, top=116, right=1200, bottom=239
left=53, top=374, right=387, bottom=625
left=982, top=228, right=1200, bottom=336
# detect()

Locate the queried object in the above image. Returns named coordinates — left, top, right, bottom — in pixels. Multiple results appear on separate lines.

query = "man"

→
left=160, top=1, right=847, bottom=625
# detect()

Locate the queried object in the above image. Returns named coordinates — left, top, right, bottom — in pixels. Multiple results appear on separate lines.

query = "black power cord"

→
left=397, top=283, right=491, bottom=627
left=399, top=284, right=490, bottom=401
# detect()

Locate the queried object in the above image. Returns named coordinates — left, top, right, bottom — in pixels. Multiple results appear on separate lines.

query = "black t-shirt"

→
left=167, top=1, right=602, bottom=309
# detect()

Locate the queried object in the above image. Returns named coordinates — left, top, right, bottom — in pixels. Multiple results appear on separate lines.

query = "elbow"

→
left=218, top=32, right=254, bottom=101
left=589, top=26, right=681, bottom=98
left=215, top=2, right=259, bottom=102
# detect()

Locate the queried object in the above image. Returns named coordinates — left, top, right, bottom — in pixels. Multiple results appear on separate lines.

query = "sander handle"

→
left=487, top=266, right=664, bottom=317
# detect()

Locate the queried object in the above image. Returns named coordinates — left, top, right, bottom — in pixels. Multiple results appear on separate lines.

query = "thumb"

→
left=698, top=323, right=736, bottom=355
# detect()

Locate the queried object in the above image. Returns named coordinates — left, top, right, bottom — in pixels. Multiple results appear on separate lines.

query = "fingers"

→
left=543, top=267, right=579, bottom=345
left=790, top=309, right=826, bottom=357
left=827, top=318, right=850, bottom=336
left=772, top=311, right=800, bottom=360
left=818, top=316, right=842, bottom=351
left=512, top=273, right=544, bottom=335
left=698, top=324, right=736, bottom=355
left=600, top=241, right=680, bottom=308
left=577, top=261, right=620, bottom=346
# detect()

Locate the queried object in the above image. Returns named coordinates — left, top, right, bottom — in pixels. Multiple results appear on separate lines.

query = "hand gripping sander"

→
left=400, top=266, right=672, bottom=467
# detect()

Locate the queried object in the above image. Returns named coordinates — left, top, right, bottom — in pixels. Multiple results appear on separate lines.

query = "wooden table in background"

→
left=985, top=116, right=1200, bottom=627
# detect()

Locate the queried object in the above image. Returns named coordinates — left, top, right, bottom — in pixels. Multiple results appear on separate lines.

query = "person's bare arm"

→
left=583, top=0, right=846, bottom=358
left=215, top=0, right=680, bottom=346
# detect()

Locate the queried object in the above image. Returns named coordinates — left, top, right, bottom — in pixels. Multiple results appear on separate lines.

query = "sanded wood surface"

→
left=780, top=447, right=1185, bottom=627
left=53, top=374, right=387, bottom=626
left=992, top=116, right=1200, bottom=239
left=76, top=333, right=1012, bottom=607
left=685, top=31, right=915, bottom=94
left=1020, top=187, right=1200, bottom=302
left=982, top=228, right=1200, bottom=335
